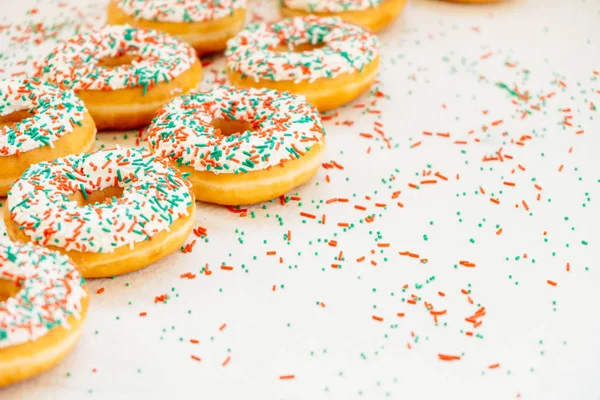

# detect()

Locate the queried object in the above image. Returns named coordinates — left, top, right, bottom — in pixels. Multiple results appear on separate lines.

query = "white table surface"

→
left=1, top=0, right=599, bottom=399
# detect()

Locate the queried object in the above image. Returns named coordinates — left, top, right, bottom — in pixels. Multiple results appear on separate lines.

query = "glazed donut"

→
left=0, top=241, right=88, bottom=387
left=4, top=147, right=195, bottom=278
left=0, top=79, right=96, bottom=196
left=225, top=16, right=379, bottom=112
left=107, top=0, right=248, bottom=55
left=147, top=86, right=325, bottom=205
left=279, top=0, right=407, bottom=32
left=38, top=25, right=203, bottom=130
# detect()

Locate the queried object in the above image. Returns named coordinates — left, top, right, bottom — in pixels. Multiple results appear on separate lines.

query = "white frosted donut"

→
left=106, top=0, right=248, bottom=54
left=0, top=241, right=88, bottom=387
left=38, top=25, right=203, bottom=130
left=278, top=0, right=407, bottom=33
left=147, top=86, right=325, bottom=205
left=0, top=79, right=96, bottom=196
left=4, top=147, right=196, bottom=278
left=225, top=16, right=379, bottom=111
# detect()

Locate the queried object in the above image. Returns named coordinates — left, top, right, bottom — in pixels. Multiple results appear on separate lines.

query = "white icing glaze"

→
left=114, top=0, right=247, bottom=22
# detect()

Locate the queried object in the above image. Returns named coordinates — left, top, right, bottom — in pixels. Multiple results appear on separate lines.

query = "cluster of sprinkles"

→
left=0, top=0, right=599, bottom=398
left=7, top=147, right=193, bottom=253
left=225, top=16, right=379, bottom=83
left=37, top=25, right=196, bottom=92
left=115, top=0, right=247, bottom=22
left=0, top=241, right=86, bottom=348
left=147, top=86, right=325, bottom=173
left=0, top=79, right=86, bottom=154
left=281, top=0, right=382, bottom=13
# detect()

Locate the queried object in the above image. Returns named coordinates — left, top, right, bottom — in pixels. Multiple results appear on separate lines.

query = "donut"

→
left=147, top=86, right=325, bottom=205
left=0, top=241, right=88, bottom=387
left=4, top=147, right=195, bottom=278
left=38, top=25, right=203, bottom=130
left=279, top=0, right=407, bottom=32
left=0, top=79, right=96, bottom=196
left=225, top=16, right=380, bottom=112
left=107, top=0, right=248, bottom=55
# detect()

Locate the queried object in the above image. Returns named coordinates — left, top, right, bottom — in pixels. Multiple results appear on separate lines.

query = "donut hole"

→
left=272, top=42, right=326, bottom=53
left=0, top=110, right=33, bottom=129
left=97, top=54, right=140, bottom=69
left=211, top=118, right=253, bottom=136
left=0, top=280, right=20, bottom=303
left=73, top=185, right=125, bottom=206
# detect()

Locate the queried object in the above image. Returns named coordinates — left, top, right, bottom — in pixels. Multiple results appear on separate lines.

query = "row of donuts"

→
left=0, top=16, right=344, bottom=387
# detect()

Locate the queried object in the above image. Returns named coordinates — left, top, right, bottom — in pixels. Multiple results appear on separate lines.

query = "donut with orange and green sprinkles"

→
left=279, top=0, right=408, bottom=33
left=0, top=79, right=96, bottom=196
left=146, top=86, right=325, bottom=205
left=0, top=240, right=89, bottom=388
left=225, top=16, right=380, bottom=111
left=107, top=0, right=248, bottom=54
left=4, top=147, right=196, bottom=278
left=38, top=25, right=203, bottom=130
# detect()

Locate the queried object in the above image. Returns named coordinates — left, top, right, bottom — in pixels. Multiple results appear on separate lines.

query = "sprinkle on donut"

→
left=281, top=0, right=381, bottom=13
left=0, top=79, right=87, bottom=156
left=0, top=241, right=86, bottom=348
left=38, top=25, right=197, bottom=92
left=225, top=16, right=379, bottom=83
left=7, top=147, right=193, bottom=253
left=147, top=86, right=325, bottom=174
left=114, top=0, right=247, bottom=22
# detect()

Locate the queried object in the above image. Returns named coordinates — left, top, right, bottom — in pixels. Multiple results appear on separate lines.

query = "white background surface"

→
left=1, top=0, right=600, bottom=399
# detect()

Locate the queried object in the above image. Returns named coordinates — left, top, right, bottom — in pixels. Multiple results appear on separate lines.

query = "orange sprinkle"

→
left=438, top=291, right=445, bottom=297
left=397, top=312, right=405, bottom=317
left=566, top=262, right=570, bottom=272
left=267, top=251, right=277, bottom=255
left=222, top=356, right=231, bottom=366
left=191, top=355, right=201, bottom=362
left=354, top=205, right=367, bottom=211
left=490, top=198, right=500, bottom=204
left=411, top=141, right=422, bottom=148
left=503, top=181, right=516, bottom=187
left=300, top=212, right=316, bottom=219
left=420, top=180, right=437, bottom=185
left=547, top=280, right=558, bottom=286
left=435, top=172, right=448, bottom=181
left=496, top=228, right=503, bottom=235
left=139, top=312, right=147, bottom=317
left=372, top=315, right=383, bottom=322
left=438, top=354, right=461, bottom=361
left=408, top=183, right=418, bottom=189
left=356, top=256, right=365, bottom=262
left=489, top=363, right=500, bottom=369
left=522, top=200, right=529, bottom=211
left=279, top=375, right=295, bottom=380
left=96, top=288, right=105, bottom=294
left=377, top=243, right=390, bottom=248
left=190, top=339, right=199, bottom=344
left=221, top=266, right=233, bottom=271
